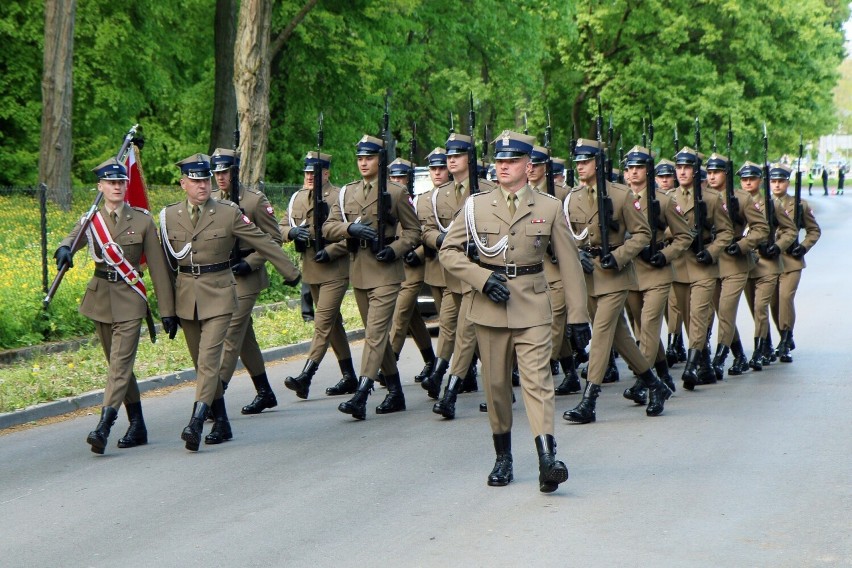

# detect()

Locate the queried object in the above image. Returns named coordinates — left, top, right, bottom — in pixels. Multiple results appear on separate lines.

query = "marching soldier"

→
left=440, top=130, right=589, bottom=492
left=322, top=135, right=421, bottom=420
left=668, top=147, right=734, bottom=390
left=160, top=154, right=301, bottom=451
left=210, top=148, right=284, bottom=417
left=280, top=151, right=358, bottom=399
left=656, top=159, right=688, bottom=366
left=769, top=163, right=821, bottom=361
left=552, top=157, right=567, bottom=187
left=705, top=153, right=768, bottom=380
left=54, top=158, right=177, bottom=454
left=387, top=158, right=437, bottom=382
left=563, top=139, right=670, bottom=424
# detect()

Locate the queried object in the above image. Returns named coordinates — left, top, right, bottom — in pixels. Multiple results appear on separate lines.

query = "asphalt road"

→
left=1, top=194, right=851, bottom=568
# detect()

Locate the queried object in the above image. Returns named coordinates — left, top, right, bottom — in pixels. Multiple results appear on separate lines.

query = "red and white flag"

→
left=124, top=144, right=151, bottom=211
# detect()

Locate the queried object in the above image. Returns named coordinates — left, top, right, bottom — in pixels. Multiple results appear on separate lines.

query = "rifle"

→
left=230, top=115, right=244, bottom=263
left=725, top=116, right=741, bottom=226
left=646, top=112, right=661, bottom=256
left=43, top=124, right=140, bottom=308
left=312, top=113, right=328, bottom=252
left=449, top=112, right=455, bottom=135
left=617, top=134, right=624, bottom=183
left=375, top=90, right=394, bottom=254
left=642, top=117, right=647, bottom=148
left=595, top=97, right=615, bottom=258
left=407, top=121, right=417, bottom=197
left=606, top=113, right=614, bottom=182
left=673, top=125, right=680, bottom=155
left=482, top=123, right=490, bottom=179
left=467, top=92, right=479, bottom=195
left=691, top=117, right=708, bottom=254
left=523, top=112, right=529, bottom=135
left=544, top=110, right=555, bottom=196
left=762, top=123, right=777, bottom=250
left=791, top=134, right=805, bottom=250
left=567, top=123, right=577, bottom=187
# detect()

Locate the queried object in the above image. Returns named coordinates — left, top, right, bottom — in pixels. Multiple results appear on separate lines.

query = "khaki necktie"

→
left=110, top=211, right=118, bottom=226
left=508, top=194, right=517, bottom=216
left=190, top=205, right=199, bottom=227
left=588, top=186, right=596, bottom=208
left=364, top=183, right=371, bottom=200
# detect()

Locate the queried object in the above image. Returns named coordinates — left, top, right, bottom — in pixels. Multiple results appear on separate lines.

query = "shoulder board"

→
left=608, top=182, right=631, bottom=193
left=437, top=181, right=454, bottom=190
left=243, top=187, right=263, bottom=198
left=388, top=180, right=406, bottom=191
left=165, top=201, right=182, bottom=208
left=217, top=198, right=239, bottom=208
left=537, top=192, right=560, bottom=202
left=344, top=180, right=361, bottom=188
left=130, top=206, right=150, bottom=215
left=567, top=186, right=584, bottom=194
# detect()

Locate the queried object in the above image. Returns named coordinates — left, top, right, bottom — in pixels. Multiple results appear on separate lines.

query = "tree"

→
left=210, top=0, right=238, bottom=154
left=39, top=0, right=76, bottom=210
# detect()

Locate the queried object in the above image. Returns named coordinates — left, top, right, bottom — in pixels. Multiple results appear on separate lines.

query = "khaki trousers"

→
left=182, top=313, right=231, bottom=404
left=95, top=319, right=142, bottom=409
left=353, top=284, right=400, bottom=379
left=219, top=292, right=265, bottom=385
left=672, top=279, right=717, bottom=349
left=771, top=269, right=802, bottom=332
left=625, top=282, right=671, bottom=366
left=744, top=275, right=778, bottom=338
left=714, top=271, right=749, bottom=346
left=449, top=290, right=479, bottom=376
left=390, top=274, right=432, bottom=355
left=587, top=291, right=651, bottom=384
left=306, top=280, right=352, bottom=363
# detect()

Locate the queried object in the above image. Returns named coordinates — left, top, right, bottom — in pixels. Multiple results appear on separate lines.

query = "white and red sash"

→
left=86, top=211, right=148, bottom=302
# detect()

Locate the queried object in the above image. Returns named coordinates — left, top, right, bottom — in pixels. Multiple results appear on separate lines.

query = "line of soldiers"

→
left=55, top=125, right=820, bottom=495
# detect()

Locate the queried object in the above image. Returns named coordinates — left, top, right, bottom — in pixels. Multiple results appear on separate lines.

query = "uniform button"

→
left=510, top=246, right=515, bottom=250
left=192, top=236, right=197, bottom=241
left=510, top=231, right=515, bottom=236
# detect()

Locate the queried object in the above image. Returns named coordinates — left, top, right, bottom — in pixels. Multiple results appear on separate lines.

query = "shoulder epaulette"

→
left=537, top=192, right=560, bottom=202
left=130, top=206, right=150, bottom=215
left=217, top=198, right=239, bottom=208
left=437, top=180, right=454, bottom=190
left=344, top=180, right=360, bottom=188
left=165, top=201, right=182, bottom=208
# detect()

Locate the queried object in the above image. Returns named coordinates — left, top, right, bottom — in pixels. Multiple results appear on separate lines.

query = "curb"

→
left=0, top=328, right=365, bottom=431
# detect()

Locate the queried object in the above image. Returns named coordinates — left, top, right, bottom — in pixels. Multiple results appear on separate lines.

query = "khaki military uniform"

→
left=280, top=182, right=352, bottom=365
left=62, top=203, right=175, bottom=410
left=416, top=188, right=448, bottom=354
left=161, top=198, right=300, bottom=405
left=217, top=186, right=283, bottom=387
left=323, top=179, right=421, bottom=380
left=389, top=237, right=432, bottom=358
left=566, top=181, right=653, bottom=383
left=440, top=186, right=589, bottom=436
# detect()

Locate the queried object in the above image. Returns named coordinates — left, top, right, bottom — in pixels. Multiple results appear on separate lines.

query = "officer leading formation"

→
left=52, top=111, right=820, bottom=494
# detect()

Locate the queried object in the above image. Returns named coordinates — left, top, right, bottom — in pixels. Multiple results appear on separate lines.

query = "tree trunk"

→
left=209, top=0, right=238, bottom=154
left=39, top=0, right=76, bottom=211
left=234, top=0, right=272, bottom=189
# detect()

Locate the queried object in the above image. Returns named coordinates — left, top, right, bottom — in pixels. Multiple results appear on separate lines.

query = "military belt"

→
left=580, top=244, right=622, bottom=258
left=478, top=261, right=543, bottom=279
left=178, top=261, right=232, bottom=276
left=95, top=269, right=122, bottom=282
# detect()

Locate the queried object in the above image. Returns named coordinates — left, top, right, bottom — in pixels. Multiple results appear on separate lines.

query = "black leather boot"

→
left=550, top=359, right=560, bottom=375
left=563, top=382, right=601, bottom=424
left=764, top=331, right=777, bottom=364
left=284, top=360, right=318, bottom=400
left=487, top=432, right=513, bottom=487
left=640, top=369, right=672, bottom=416
left=554, top=354, right=581, bottom=395
left=414, top=348, right=436, bottom=383
left=117, top=401, right=147, bottom=448
left=697, top=349, right=717, bottom=385
left=205, top=397, right=233, bottom=444
left=622, top=378, right=648, bottom=405
left=461, top=359, right=479, bottom=392
left=654, top=359, right=676, bottom=393
left=376, top=372, right=406, bottom=414
left=749, top=338, right=764, bottom=371
left=511, top=364, right=520, bottom=387
left=602, top=350, right=620, bottom=383
left=535, top=434, right=569, bottom=493
left=325, top=358, right=359, bottom=396
left=681, top=348, right=701, bottom=391
left=787, top=331, right=796, bottom=351
left=87, top=406, right=118, bottom=454
left=666, top=333, right=679, bottom=367
left=712, top=345, right=730, bottom=383
left=241, top=372, right=278, bottom=414
left=728, top=337, right=749, bottom=375
left=181, top=401, right=209, bottom=452
left=421, top=357, right=449, bottom=399
left=433, top=375, right=462, bottom=419
left=338, top=377, right=373, bottom=420
left=778, top=330, right=793, bottom=363
left=674, top=332, right=687, bottom=362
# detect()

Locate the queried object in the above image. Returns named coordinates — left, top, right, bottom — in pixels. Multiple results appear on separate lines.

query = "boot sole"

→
left=376, top=404, right=406, bottom=415
left=432, top=404, right=455, bottom=419
left=181, top=431, right=201, bottom=452
left=563, top=414, right=595, bottom=424
left=540, top=466, right=569, bottom=493
left=338, top=404, right=366, bottom=420
left=284, top=379, right=310, bottom=400
left=241, top=399, right=278, bottom=415
left=204, top=434, right=233, bottom=445
left=117, top=436, right=147, bottom=449
left=487, top=474, right=513, bottom=487
left=86, top=434, right=107, bottom=454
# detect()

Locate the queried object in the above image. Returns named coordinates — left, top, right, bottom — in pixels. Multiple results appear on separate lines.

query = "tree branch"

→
left=270, top=0, right=318, bottom=60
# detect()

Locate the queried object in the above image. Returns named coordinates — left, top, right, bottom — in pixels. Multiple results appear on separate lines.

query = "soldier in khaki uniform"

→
left=280, top=152, right=358, bottom=399
left=427, top=134, right=499, bottom=418
left=668, top=147, right=734, bottom=390
left=737, top=162, right=796, bottom=369
left=621, top=147, right=693, bottom=404
left=322, top=135, right=421, bottom=420
left=387, top=158, right=436, bottom=382
left=55, top=158, right=177, bottom=455
left=440, top=130, right=589, bottom=492
left=209, top=148, right=284, bottom=417
left=656, top=160, right=688, bottom=366
left=160, top=154, right=301, bottom=451
left=704, top=154, right=769, bottom=379
left=769, top=163, right=821, bottom=361
left=562, top=139, right=670, bottom=424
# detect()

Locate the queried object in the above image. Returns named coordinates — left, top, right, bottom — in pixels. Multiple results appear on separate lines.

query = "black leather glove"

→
left=638, top=246, right=653, bottom=263
left=483, top=272, right=510, bottom=303
left=567, top=323, right=592, bottom=350
left=696, top=249, right=714, bottom=265
left=436, top=233, right=446, bottom=248
left=313, top=249, right=331, bottom=263
left=375, top=247, right=396, bottom=263
left=54, top=246, right=73, bottom=270
left=725, top=243, right=741, bottom=256
left=284, top=274, right=301, bottom=287
left=649, top=252, right=668, bottom=267
left=161, top=317, right=180, bottom=340
left=347, top=221, right=377, bottom=241
left=579, top=250, right=594, bottom=274
left=600, top=253, right=618, bottom=270
left=231, top=260, right=252, bottom=276
left=288, top=226, right=310, bottom=243
left=758, top=243, right=780, bottom=259
left=403, top=250, right=421, bottom=267
left=790, top=244, right=807, bottom=259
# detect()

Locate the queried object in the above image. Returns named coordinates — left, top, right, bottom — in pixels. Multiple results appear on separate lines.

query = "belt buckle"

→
left=505, top=263, right=517, bottom=279
left=191, top=264, right=202, bottom=277
left=107, top=271, right=119, bottom=282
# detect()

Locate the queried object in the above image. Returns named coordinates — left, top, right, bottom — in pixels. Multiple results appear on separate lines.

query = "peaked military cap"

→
left=530, top=145, right=549, bottom=165
left=609, top=168, right=622, bottom=182
left=574, top=138, right=604, bottom=162
left=625, top=145, right=652, bottom=167
left=487, top=163, right=496, bottom=179
left=426, top=147, right=447, bottom=167
left=705, top=153, right=729, bottom=171
left=769, top=163, right=792, bottom=180
left=700, top=167, right=708, bottom=182
left=552, top=157, right=566, bottom=175
left=304, top=151, right=332, bottom=172
left=355, top=135, right=384, bottom=156
left=93, top=157, right=129, bottom=181
left=211, top=148, right=238, bottom=172
left=445, top=133, right=473, bottom=156
left=388, top=157, right=413, bottom=177
left=674, top=146, right=700, bottom=166
left=492, top=130, right=536, bottom=160
left=655, top=158, right=676, bottom=176
left=176, top=153, right=213, bottom=179
left=736, top=161, right=763, bottom=178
